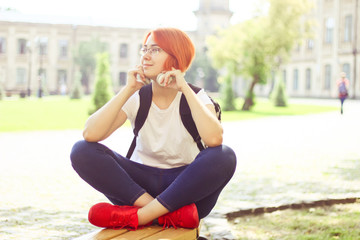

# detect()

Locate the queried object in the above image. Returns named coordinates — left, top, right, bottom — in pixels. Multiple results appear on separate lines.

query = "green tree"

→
left=207, top=25, right=242, bottom=110
left=266, top=0, right=313, bottom=67
left=238, top=18, right=272, bottom=110
left=89, top=52, right=113, bottom=115
left=207, top=0, right=312, bottom=110
left=73, top=37, right=107, bottom=94
left=266, top=0, right=313, bottom=107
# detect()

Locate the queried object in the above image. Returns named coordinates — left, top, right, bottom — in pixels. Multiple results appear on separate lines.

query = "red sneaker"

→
left=88, top=202, right=139, bottom=230
left=158, top=203, right=199, bottom=229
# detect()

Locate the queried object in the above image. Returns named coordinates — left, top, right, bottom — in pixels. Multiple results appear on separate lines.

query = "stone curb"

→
left=201, top=212, right=237, bottom=240
left=225, top=197, right=360, bottom=220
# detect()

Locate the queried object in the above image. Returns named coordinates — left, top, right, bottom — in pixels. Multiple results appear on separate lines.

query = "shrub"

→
left=88, top=52, right=113, bottom=115
left=221, top=74, right=236, bottom=111
left=270, top=73, right=288, bottom=107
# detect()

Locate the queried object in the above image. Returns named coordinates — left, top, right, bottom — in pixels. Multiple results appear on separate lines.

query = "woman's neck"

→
left=152, top=83, right=179, bottom=109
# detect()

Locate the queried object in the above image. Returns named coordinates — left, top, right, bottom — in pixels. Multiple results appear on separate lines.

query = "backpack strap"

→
left=180, top=83, right=206, bottom=151
left=126, top=83, right=152, bottom=158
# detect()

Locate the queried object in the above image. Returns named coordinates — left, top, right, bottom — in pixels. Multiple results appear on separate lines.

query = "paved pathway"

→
left=205, top=99, right=360, bottom=238
left=0, top=98, right=359, bottom=239
left=218, top=98, right=360, bottom=212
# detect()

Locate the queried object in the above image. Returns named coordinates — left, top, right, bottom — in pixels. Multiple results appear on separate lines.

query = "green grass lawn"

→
left=231, top=202, right=360, bottom=240
left=0, top=96, right=91, bottom=132
left=220, top=98, right=338, bottom=122
left=0, top=96, right=338, bottom=132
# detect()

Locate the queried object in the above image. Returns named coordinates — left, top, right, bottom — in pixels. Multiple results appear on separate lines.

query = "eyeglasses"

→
left=139, top=47, right=162, bottom=56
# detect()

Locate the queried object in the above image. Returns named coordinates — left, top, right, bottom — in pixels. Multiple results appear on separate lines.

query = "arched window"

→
left=342, top=63, right=351, bottom=82
left=119, top=72, right=127, bottom=86
left=120, top=43, right=128, bottom=58
left=324, top=64, right=331, bottom=90
left=282, top=70, right=287, bottom=86
left=306, top=68, right=311, bottom=90
left=344, top=15, right=352, bottom=42
left=293, top=69, right=299, bottom=91
left=325, top=18, right=334, bottom=44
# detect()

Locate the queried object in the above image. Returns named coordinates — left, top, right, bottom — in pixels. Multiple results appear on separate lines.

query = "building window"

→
left=120, top=43, right=128, bottom=58
left=59, top=40, right=68, bottom=58
left=306, top=39, right=314, bottom=50
left=305, top=68, right=311, bottom=90
left=342, top=63, right=351, bottom=82
left=282, top=70, right=287, bottom=86
left=293, top=69, right=298, bottom=91
left=119, top=72, right=127, bottom=85
left=16, top=68, right=26, bottom=84
left=0, top=37, right=6, bottom=54
left=324, top=18, right=334, bottom=44
left=18, top=38, right=27, bottom=54
left=38, top=37, right=48, bottom=55
left=344, top=15, right=352, bottom=42
left=58, top=70, right=67, bottom=94
left=38, top=68, right=47, bottom=85
left=324, top=64, right=331, bottom=90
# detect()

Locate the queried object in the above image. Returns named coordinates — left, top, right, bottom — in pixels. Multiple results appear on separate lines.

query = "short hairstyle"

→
left=144, top=28, right=195, bottom=72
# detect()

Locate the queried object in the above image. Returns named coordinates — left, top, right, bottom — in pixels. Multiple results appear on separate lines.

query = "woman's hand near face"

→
left=159, top=67, right=187, bottom=92
left=127, top=65, right=149, bottom=91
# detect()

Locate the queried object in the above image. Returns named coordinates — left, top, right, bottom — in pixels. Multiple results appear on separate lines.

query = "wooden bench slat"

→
left=110, top=226, right=163, bottom=240
left=74, top=226, right=198, bottom=240
left=74, top=229, right=127, bottom=240
left=142, top=227, right=198, bottom=240
left=74, top=222, right=201, bottom=240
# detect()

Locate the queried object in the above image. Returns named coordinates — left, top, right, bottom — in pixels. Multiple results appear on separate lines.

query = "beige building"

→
left=252, top=0, right=359, bottom=99
left=0, top=0, right=231, bottom=96
left=0, top=0, right=359, bottom=99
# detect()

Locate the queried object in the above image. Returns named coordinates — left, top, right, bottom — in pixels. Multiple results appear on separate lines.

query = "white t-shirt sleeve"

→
left=197, top=89, right=213, bottom=106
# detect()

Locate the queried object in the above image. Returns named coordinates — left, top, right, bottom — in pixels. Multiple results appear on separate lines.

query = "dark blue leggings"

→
left=70, top=140, right=236, bottom=219
left=340, top=97, right=346, bottom=113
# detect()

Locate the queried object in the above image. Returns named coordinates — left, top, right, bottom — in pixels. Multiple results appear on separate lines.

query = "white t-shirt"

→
left=122, top=89, right=213, bottom=169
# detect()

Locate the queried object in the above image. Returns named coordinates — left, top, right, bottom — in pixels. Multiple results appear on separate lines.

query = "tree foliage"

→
left=207, top=0, right=313, bottom=110
left=73, top=37, right=107, bottom=94
left=207, top=25, right=242, bottom=110
left=89, top=52, right=113, bottom=115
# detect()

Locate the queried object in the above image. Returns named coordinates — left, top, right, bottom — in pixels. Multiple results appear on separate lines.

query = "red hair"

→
left=143, top=28, right=195, bottom=72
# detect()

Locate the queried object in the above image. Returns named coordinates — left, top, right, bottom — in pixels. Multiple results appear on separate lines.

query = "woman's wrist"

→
left=178, top=80, right=191, bottom=93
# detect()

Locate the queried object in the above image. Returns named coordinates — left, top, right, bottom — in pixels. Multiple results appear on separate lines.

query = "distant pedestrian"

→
left=336, top=72, right=350, bottom=114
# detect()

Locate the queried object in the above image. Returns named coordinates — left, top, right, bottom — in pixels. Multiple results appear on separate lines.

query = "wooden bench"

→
left=74, top=224, right=200, bottom=240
